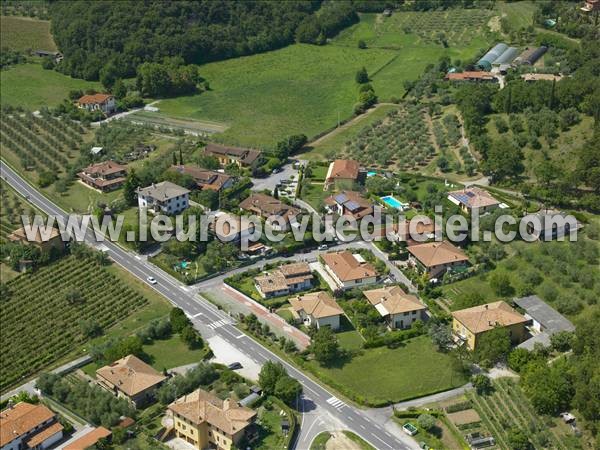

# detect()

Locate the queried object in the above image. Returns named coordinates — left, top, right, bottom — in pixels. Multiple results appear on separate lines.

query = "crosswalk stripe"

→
left=326, top=396, right=345, bottom=408
left=206, top=319, right=228, bottom=329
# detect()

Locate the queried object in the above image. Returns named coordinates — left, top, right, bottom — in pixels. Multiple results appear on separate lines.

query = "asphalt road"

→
left=1, top=161, right=418, bottom=450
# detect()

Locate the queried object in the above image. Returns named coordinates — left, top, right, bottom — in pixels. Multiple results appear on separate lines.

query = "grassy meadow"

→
left=1, top=62, right=101, bottom=110
left=307, top=335, right=469, bottom=404
left=154, top=9, right=494, bottom=148
left=0, top=15, right=56, bottom=51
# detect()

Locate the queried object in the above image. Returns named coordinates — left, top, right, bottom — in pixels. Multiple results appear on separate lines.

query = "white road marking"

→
left=326, top=396, right=345, bottom=409
left=193, top=312, right=204, bottom=318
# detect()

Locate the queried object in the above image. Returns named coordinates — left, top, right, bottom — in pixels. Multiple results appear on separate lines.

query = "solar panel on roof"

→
left=345, top=200, right=361, bottom=212
left=334, top=194, right=348, bottom=204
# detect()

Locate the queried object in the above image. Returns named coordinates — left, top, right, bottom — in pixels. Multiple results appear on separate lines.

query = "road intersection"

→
left=1, top=160, right=418, bottom=450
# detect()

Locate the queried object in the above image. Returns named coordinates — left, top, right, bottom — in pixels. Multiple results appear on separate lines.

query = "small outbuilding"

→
left=477, top=43, right=508, bottom=71
left=514, top=46, right=547, bottom=65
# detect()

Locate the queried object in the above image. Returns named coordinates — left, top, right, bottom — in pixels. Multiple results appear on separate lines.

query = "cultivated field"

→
left=468, top=378, right=578, bottom=449
left=0, top=256, right=149, bottom=392
left=338, top=104, right=436, bottom=168
left=0, top=62, right=101, bottom=109
left=0, top=15, right=56, bottom=51
left=0, top=180, right=36, bottom=241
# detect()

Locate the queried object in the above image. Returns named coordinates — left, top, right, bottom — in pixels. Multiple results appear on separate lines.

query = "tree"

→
left=483, top=137, right=524, bottom=182
left=136, top=62, right=171, bottom=97
left=309, top=326, right=340, bottom=364
left=180, top=325, right=203, bottom=349
left=417, top=413, right=437, bottom=431
left=472, top=374, right=493, bottom=395
left=508, top=348, right=532, bottom=373
left=475, top=327, right=511, bottom=366
left=112, top=79, right=127, bottom=99
left=274, top=376, right=302, bottom=406
left=357, top=39, right=367, bottom=49
left=258, top=361, right=287, bottom=394
left=521, top=359, right=573, bottom=414
left=170, top=308, right=190, bottom=333
left=507, top=428, right=531, bottom=450
left=123, top=169, right=140, bottom=206
left=428, top=322, right=453, bottom=350
left=80, top=319, right=102, bottom=338
left=489, top=272, right=513, bottom=296
left=355, top=66, right=369, bottom=84
left=550, top=330, right=574, bottom=352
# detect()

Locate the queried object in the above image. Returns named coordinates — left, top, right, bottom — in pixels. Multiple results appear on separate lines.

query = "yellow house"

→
left=452, top=301, right=528, bottom=350
left=168, top=389, right=256, bottom=450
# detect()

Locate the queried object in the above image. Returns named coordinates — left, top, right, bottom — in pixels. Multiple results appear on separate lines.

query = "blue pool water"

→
left=367, top=171, right=377, bottom=177
left=381, top=195, right=407, bottom=209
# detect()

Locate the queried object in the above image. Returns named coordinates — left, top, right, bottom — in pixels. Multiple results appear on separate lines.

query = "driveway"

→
left=251, top=160, right=304, bottom=193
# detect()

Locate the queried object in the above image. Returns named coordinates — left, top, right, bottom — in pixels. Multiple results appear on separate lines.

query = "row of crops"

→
left=340, top=105, right=436, bottom=168
left=434, top=113, right=478, bottom=176
left=468, top=378, right=572, bottom=450
left=0, top=113, right=85, bottom=174
left=0, top=181, right=35, bottom=241
left=0, top=256, right=148, bottom=391
left=382, top=8, right=494, bottom=45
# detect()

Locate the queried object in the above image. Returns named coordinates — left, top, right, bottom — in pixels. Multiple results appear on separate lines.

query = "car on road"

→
left=228, top=362, right=243, bottom=370
left=146, top=276, right=157, bottom=285
left=317, top=244, right=328, bottom=251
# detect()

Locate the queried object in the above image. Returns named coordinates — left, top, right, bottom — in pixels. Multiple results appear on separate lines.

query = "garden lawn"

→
left=81, top=334, right=209, bottom=376
left=308, top=336, right=468, bottom=404
left=0, top=62, right=101, bottom=110
left=156, top=44, right=398, bottom=148
left=0, top=16, right=56, bottom=51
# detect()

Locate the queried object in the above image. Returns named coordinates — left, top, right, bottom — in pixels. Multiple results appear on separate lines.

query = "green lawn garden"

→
left=307, top=335, right=469, bottom=405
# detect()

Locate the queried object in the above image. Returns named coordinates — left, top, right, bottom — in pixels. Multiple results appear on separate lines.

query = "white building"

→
left=77, top=93, right=116, bottom=115
left=136, top=181, right=190, bottom=215
left=289, top=291, right=344, bottom=330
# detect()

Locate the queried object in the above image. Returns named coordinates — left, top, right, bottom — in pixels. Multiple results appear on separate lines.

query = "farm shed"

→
left=514, top=46, right=547, bottom=65
left=477, top=43, right=507, bottom=71
left=492, top=47, right=519, bottom=66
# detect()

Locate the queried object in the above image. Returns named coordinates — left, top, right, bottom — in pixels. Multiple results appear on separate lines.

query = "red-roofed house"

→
left=77, top=93, right=116, bottom=115
left=1, top=402, right=64, bottom=450
left=324, top=160, right=362, bottom=190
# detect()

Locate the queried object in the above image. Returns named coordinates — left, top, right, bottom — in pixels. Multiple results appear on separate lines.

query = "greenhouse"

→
left=492, top=47, right=519, bottom=66
left=477, top=43, right=507, bottom=71
left=514, top=46, right=548, bottom=65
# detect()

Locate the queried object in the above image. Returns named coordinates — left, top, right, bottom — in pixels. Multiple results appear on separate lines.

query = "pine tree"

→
left=179, top=147, right=183, bottom=165
left=123, top=169, right=140, bottom=205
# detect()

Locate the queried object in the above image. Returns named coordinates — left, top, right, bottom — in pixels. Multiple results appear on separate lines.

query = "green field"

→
left=307, top=335, right=469, bottom=405
left=1, top=62, right=101, bottom=110
left=0, top=256, right=151, bottom=392
left=0, top=15, right=56, bottom=51
left=154, top=10, right=493, bottom=148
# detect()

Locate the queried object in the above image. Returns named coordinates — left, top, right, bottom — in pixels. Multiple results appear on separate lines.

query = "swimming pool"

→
left=367, top=171, right=377, bottom=177
left=381, top=195, right=407, bottom=210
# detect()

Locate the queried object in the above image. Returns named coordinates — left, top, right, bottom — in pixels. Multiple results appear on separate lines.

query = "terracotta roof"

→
left=448, top=187, right=500, bottom=209
left=24, top=421, right=63, bottom=448
left=136, top=181, right=190, bottom=201
left=205, top=143, right=262, bottom=166
left=77, top=93, right=113, bottom=105
left=169, top=389, right=256, bottom=435
left=63, top=427, right=112, bottom=450
left=81, top=160, right=127, bottom=177
left=322, top=251, right=377, bottom=282
left=211, top=213, right=255, bottom=239
left=171, top=165, right=233, bottom=191
left=376, top=218, right=435, bottom=242
left=279, top=262, right=311, bottom=277
left=96, top=355, right=166, bottom=397
left=326, top=160, right=360, bottom=181
left=363, top=286, right=426, bottom=316
left=444, top=71, right=496, bottom=81
left=8, top=226, right=61, bottom=244
left=254, top=262, right=313, bottom=294
left=452, top=301, right=527, bottom=334
left=289, top=291, right=343, bottom=319
left=239, top=193, right=300, bottom=221
left=1, top=402, right=57, bottom=447
left=324, top=190, right=374, bottom=219
left=408, top=241, right=469, bottom=268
